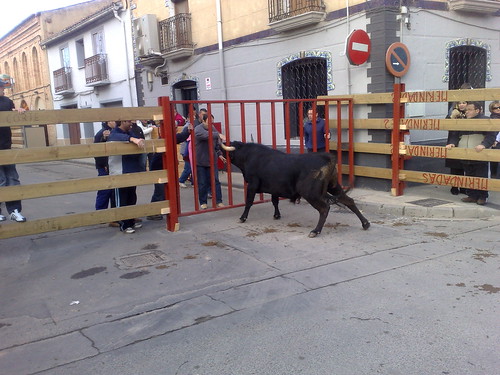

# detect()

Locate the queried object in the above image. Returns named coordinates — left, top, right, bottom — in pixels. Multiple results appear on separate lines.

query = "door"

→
left=281, top=57, right=328, bottom=137
left=173, top=79, right=198, bottom=119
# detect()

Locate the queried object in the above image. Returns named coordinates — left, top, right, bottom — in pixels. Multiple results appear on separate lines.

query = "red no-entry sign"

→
left=346, top=29, right=371, bottom=65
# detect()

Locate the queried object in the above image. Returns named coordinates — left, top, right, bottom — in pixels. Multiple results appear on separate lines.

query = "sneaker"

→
left=10, top=209, right=26, bottom=222
left=124, top=227, right=135, bottom=234
left=0, top=214, right=5, bottom=222
left=146, top=214, right=163, bottom=221
left=133, top=222, right=143, bottom=229
left=216, top=203, right=225, bottom=208
left=200, top=204, right=208, bottom=210
left=179, top=182, right=188, bottom=188
left=476, top=198, right=487, bottom=206
left=461, top=197, right=477, bottom=203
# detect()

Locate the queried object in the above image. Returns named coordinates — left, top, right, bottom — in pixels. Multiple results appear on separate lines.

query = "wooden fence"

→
left=0, top=105, right=173, bottom=239
left=320, top=86, right=500, bottom=196
left=1, top=88, right=499, bottom=239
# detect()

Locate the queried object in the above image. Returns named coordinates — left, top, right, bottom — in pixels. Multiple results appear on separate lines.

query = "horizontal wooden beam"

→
left=0, top=107, right=163, bottom=127
left=329, top=118, right=500, bottom=131
left=340, top=164, right=392, bottom=179
left=330, top=142, right=392, bottom=154
left=400, top=145, right=500, bottom=162
left=400, top=170, right=500, bottom=191
left=0, top=201, right=170, bottom=239
left=319, top=88, right=500, bottom=105
left=0, top=139, right=166, bottom=165
left=0, top=170, right=167, bottom=201
left=338, top=165, right=500, bottom=192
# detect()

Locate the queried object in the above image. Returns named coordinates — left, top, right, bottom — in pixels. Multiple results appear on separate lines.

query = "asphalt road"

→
left=0, top=161, right=499, bottom=375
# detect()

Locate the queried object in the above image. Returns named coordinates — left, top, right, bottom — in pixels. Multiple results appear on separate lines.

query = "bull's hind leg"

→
left=329, top=184, right=370, bottom=230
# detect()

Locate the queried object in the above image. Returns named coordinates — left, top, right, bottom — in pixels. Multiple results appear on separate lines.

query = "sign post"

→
left=346, top=29, right=371, bottom=66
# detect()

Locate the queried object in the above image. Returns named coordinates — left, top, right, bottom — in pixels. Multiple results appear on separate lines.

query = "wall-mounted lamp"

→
left=400, top=6, right=411, bottom=30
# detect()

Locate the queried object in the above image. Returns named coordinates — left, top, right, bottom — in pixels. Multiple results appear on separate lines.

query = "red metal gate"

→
left=157, top=97, right=354, bottom=232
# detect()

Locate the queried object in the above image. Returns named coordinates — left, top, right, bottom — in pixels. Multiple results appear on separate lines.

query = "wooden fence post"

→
left=158, top=96, right=180, bottom=231
left=391, top=83, right=405, bottom=196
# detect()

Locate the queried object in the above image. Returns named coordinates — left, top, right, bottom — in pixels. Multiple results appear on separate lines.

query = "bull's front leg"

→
left=271, top=194, right=281, bottom=219
left=240, top=185, right=257, bottom=223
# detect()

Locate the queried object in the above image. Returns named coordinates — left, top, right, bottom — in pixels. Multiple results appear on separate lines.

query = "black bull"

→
left=221, top=141, right=370, bottom=237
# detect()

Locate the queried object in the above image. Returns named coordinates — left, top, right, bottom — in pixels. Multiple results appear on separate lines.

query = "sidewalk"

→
left=350, top=183, right=500, bottom=219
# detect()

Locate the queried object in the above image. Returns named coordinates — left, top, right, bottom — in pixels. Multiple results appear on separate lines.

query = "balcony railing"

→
left=53, top=67, right=73, bottom=95
left=159, top=13, right=194, bottom=59
left=448, top=0, right=500, bottom=13
left=84, top=53, right=109, bottom=86
left=268, top=0, right=326, bottom=32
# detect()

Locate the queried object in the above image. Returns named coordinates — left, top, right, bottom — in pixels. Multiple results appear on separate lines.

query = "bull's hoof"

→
left=362, top=221, right=370, bottom=230
left=273, top=214, right=281, bottom=220
left=308, top=230, right=320, bottom=238
left=239, top=217, right=247, bottom=223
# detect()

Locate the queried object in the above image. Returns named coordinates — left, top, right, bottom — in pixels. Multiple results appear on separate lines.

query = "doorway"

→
left=281, top=57, right=328, bottom=137
left=62, top=104, right=81, bottom=145
left=172, top=79, right=198, bottom=118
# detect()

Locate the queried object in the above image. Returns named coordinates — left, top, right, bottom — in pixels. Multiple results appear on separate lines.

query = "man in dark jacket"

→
left=94, top=121, right=116, bottom=211
left=0, top=80, right=27, bottom=222
left=108, top=120, right=145, bottom=233
left=446, top=102, right=496, bottom=205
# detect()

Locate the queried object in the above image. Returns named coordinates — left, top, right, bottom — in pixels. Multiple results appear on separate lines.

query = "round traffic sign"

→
left=346, top=29, right=371, bottom=66
left=385, top=42, right=411, bottom=77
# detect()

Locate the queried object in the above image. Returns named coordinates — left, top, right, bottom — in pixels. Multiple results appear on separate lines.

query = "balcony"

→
left=53, top=67, right=74, bottom=96
left=448, top=0, right=500, bottom=13
left=84, top=54, right=110, bottom=87
left=159, top=13, right=194, bottom=59
left=268, top=0, right=326, bottom=32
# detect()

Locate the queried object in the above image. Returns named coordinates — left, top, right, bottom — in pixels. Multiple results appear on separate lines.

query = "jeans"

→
left=0, top=164, right=22, bottom=214
left=197, top=164, right=222, bottom=205
left=179, top=160, right=191, bottom=183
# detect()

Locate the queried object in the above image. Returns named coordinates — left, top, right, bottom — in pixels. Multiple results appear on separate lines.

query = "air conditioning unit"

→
left=133, top=14, right=160, bottom=56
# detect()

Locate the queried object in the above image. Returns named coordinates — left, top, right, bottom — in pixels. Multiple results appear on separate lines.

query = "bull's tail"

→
left=326, top=185, right=351, bottom=207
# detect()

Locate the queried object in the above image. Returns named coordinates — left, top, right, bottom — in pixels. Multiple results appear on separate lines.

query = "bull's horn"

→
left=220, top=143, right=235, bottom=151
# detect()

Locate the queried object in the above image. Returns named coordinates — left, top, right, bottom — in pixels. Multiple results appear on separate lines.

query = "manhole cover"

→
left=116, top=251, right=169, bottom=269
left=408, top=198, right=452, bottom=207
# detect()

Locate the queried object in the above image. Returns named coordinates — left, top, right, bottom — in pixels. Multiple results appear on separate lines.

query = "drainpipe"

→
left=346, top=0, right=351, bottom=95
left=216, top=0, right=227, bottom=100
left=113, top=5, right=135, bottom=106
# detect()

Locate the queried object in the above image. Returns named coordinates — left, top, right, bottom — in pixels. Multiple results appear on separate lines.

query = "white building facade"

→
left=42, top=2, right=137, bottom=145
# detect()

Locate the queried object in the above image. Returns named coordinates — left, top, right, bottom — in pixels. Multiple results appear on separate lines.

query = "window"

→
left=76, top=39, right=85, bottom=68
left=92, top=30, right=105, bottom=55
left=22, top=53, right=30, bottom=89
left=13, top=58, right=20, bottom=91
left=32, top=47, right=42, bottom=86
left=448, top=45, right=486, bottom=90
left=281, top=57, right=328, bottom=137
left=60, top=45, right=70, bottom=68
